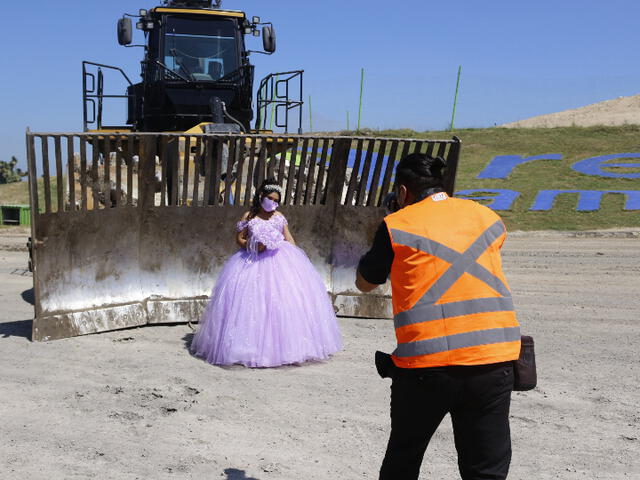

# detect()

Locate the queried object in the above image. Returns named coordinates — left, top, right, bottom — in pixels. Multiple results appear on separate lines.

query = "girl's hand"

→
left=257, top=242, right=266, bottom=253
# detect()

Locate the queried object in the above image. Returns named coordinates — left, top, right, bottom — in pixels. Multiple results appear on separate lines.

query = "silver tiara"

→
left=263, top=184, right=283, bottom=194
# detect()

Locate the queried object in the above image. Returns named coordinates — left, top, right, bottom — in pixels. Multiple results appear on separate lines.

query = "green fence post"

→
left=357, top=68, right=365, bottom=132
left=450, top=65, right=462, bottom=131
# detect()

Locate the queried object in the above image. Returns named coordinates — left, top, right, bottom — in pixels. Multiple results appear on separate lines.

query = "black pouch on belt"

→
left=375, top=351, right=395, bottom=379
left=513, top=335, right=537, bottom=391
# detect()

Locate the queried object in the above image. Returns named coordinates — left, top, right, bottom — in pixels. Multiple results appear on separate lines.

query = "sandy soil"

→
left=1, top=230, right=639, bottom=479
left=502, top=94, right=640, bottom=128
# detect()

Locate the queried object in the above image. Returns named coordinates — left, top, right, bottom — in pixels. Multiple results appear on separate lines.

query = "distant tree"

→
left=0, top=156, right=27, bottom=184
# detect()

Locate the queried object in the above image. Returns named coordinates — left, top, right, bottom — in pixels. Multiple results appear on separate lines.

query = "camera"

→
left=383, top=192, right=400, bottom=213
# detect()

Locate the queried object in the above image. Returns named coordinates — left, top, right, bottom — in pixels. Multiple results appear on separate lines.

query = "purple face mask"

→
left=261, top=196, right=279, bottom=212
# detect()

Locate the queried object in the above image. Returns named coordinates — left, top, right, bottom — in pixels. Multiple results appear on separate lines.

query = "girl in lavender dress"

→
left=191, top=178, right=342, bottom=367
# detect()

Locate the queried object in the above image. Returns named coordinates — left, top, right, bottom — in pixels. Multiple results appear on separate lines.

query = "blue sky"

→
left=2, top=0, right=639, bottom=170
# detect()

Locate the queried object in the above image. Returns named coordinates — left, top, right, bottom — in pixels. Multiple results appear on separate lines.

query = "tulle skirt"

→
left=190, top=242, right=342, bottom=367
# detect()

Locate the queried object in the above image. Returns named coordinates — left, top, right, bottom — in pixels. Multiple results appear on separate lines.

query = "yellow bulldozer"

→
left=26, top=0, right=461, bottom=340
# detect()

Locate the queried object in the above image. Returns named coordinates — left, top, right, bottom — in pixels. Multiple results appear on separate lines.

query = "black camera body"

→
left=383, top=192, right=400, bottom=214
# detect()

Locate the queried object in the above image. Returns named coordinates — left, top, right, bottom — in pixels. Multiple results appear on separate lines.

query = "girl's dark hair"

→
left=249, top=177, right=282, bottom=218
left=395, top=153, right=445, bottom=197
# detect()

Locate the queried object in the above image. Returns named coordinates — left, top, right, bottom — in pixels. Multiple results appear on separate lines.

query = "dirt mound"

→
left=502, top=94, right=640, bottom=128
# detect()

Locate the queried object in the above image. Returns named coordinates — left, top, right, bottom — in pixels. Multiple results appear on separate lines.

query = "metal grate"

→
left=26, top=133, right=461, bottom=214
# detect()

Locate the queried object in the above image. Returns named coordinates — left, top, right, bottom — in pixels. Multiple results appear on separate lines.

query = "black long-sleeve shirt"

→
left=357, top=221, right=395, bottom=285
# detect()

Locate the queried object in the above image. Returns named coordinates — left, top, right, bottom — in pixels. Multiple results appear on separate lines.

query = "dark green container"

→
left=0, top=205, right=32, bottom=226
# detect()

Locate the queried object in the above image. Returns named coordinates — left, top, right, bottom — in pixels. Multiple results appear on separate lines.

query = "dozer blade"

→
left=26, top=132, right=460, bottom=341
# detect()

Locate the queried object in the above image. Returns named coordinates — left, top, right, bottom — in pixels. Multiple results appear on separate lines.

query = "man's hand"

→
left=356, top=269, right=379, bottom=293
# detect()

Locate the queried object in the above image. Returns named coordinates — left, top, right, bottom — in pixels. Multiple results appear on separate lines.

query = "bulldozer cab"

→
left=126, top=5, right=254, bottom=132
left=83, top=0, right=293, bottom=134
left=160, top=15, right=239, bottom=81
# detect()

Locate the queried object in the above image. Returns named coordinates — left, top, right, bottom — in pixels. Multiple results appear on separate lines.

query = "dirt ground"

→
left=1, top=229, right=638, bottom=480
left=502, top=93, right=640, bottom=128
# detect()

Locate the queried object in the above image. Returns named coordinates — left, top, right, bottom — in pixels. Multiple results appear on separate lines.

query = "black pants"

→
left=379, top=362, right=514, bottom=480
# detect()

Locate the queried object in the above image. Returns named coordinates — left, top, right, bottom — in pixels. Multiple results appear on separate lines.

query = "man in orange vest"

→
left=356, top=153, right=521, bottom=480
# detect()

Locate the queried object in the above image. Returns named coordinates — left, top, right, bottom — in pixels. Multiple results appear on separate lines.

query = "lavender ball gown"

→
left=190, top=213, right=342, bottom=367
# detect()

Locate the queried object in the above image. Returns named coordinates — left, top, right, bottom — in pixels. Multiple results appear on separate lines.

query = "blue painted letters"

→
left=455, top=189, right=520, bottom=210
left=530, top=190, right=640, bottom=211
left=571, top=153, right=640, bottom=179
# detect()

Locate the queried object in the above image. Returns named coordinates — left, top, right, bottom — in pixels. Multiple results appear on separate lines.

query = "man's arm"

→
left=355, top=221, right=394, bottom=293
left=356, top=269, right=379, bottom=293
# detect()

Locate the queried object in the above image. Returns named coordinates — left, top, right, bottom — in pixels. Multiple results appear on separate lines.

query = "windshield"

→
left=163, top=16, right=238, bottom=82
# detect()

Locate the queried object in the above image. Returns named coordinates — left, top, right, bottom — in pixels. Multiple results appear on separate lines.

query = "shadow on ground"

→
left=0, top=319, right=32, bottom=339
left=21, top=287, right=34, bottom=305
left=224, top=468, right=260, bottom=480
left=183, top=332, right=194, bottom=351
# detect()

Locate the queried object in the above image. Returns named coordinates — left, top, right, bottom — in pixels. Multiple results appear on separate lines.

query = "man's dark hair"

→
left=395, top=153, right=446, bottom=197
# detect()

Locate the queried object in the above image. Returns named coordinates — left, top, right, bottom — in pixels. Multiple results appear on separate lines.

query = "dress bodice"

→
left=237, top=214, right=287, bottom=250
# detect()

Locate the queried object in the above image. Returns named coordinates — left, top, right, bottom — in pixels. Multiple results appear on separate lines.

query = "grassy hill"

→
left=2, top=126, right=639, bottom=231
left=0, top=177, right=54, bottom=220
left=0, top=179, right=31, bottom=205
left=347, top=125, right=640, bottom=231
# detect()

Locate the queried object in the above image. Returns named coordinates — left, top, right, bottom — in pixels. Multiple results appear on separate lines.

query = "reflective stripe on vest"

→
left=391, top=220, right=514, bottom=330
left=389, top=219, right=519, bottom=362
left=394, top=326, right=521, bottom=357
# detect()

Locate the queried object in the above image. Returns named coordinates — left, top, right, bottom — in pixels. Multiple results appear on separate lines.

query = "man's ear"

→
left=398, top=184, right=408, bottom=208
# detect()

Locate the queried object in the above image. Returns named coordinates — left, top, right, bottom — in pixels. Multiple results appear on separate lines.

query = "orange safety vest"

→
left=385, top=192, right=520, bottom=368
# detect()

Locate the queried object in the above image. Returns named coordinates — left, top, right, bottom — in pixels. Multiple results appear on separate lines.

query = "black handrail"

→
left=82, top=61, right=134, bottom=132
left=255, top=70, right=304, bottom=134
